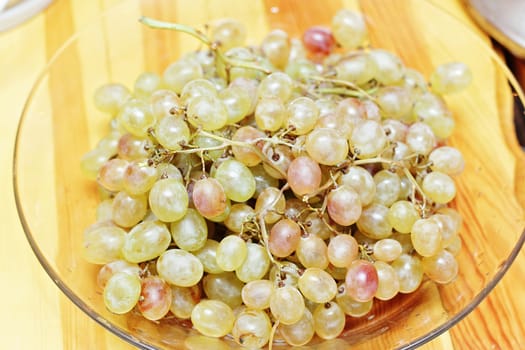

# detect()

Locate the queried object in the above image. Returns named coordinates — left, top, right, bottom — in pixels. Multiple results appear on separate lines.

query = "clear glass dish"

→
left=13, top=0, right=525, bottom=349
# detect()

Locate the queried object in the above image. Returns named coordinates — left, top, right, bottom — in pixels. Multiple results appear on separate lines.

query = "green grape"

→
left=250, top=164, right=280, bottom=198
left=97, top=158, right=129, bottom=192
left=122, top=160, right=158, bottom=195
left=150, top=89, right=183, bottom=119
left=224, top=203, right=255, bottom=233
left=214, top=158, right=256, bottom=202
left=255, top=96, right=287, bottom=132
left=422, top=171, right=456, bottom=204
left=216, top=235, right=248, bottom=271
left=96, top=260, right=141, bottom=290
left=298, top=267, right=337, bottom=303
left=154, top=115, right=190, bottom=151
left=313, top=302, right=345, bottom=340
left=122, top=220, right=171, bottom=263
left=286, top=96, right=320, bottom=135
left=133, top=72, right=161, bottom=99
left=235, top=242, right=271, bottom=282
left=356, top=203, right=392, bottom=239
left=117, top=98, right=156, bottom=138
left=170, top=208, right=208, bottom=252
left=203, top=272, right=244, bottom=308
left=387, top=200, right=419, bottom=233
left=375, top=86, right=414, bottom=122
left=148, top=178, right=189, bottom=222
left=231, top=125, right=265, bottom=166
left=338, top=165, right=376, bottom=206
left=117, top=133, right=153, bottom=161
left=351, top=120, right=387, bottom=159
left=411, top=218, right=442, bottom=257
left=296, top=234, right=329, bottom=269
left=373, top=170, right=401, bottom=207
left=374, top=261, right=400, bottom=300
left=429, top=146, right=465, bottom=176
left=421, top=249, right=458, bottom=284
left=170, top=284, right=201, bottom=319
left=241, top=279, right=275, bottom=310
left=270, top=286, right=305, bottom=325
left=180, top=78, right=217, bottom=105
left=327, top=234, right=359, bottom=268
left=191, top=299, right=235, bottom=338
left=93, top=83, right=131, bottom=114
left=262, top=29, right=290, bottom=69
left=331, top=9, right=367, bottom=49
left=210, top=18, right=246, bottom=51
left=163, top=58, right=203, bottom=94
left=193, top=239, right=224, bottom=274
left=278, top=308, right=315, bottom=346
left=186, top=95, right=228, bottom=131
left=369, top=49, right=404, bottom=85
left=157, top=249, right=203, bottom=287
left=254, top=186, right=286, bottom=224
left=336, top=284, right=373, bottom=317
left=406, top=122, right=436, bottom=156
left=112, top=191, right=148, bottom=228
left=257, top=72, right=294, bottom=102
left=219, top=85, right=252, bottom=124
left=335, top=53, right=377, bottom=85
left=103, top=272, right=141, bottom=314
left=373, top=238, right=403, bottom=262
left=391, top=253, right=423, bottom=293
left=83, top=225, right=126, bottom=264
left=305, top=128, right=349, bottom=166
left=232, top=309, right=272, bottom=348
left=81, top=148, right=112, bottom=180
left=430, top=62, right=472, bottom=94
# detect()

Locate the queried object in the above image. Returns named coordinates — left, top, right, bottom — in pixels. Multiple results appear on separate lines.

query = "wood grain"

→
left=1, top=0, right=524, bottom=349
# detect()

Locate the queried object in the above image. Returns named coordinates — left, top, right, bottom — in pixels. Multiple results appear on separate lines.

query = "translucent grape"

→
left=223, top=203, right=255, bottom=233
left=170, top=208, right=208, bottom=252
left=278, top=308, right=315, bottom=346
left=422, top=171, right=456, bottom=204
left=191, top=299, right=235, bottom=338
left=255, top=96, right=287, bottom=132
left=375, top=86, right=414, bottom=122
left=391, top=253, right=423, bottom=293
left=231, top=125, right=265, bottom=166
left=154, top=115, right=190, bottom=151
left=117, top=98, right=156, bottom=138
left=138, top=276, right=172, bottom=321
left=257, top=72, right=294, bottom=102
left=336, top=285, right=373, bottom=317
left=134, top=72, right=161, bottom=99
left=232, top=309, right=272, bottom=348
left=262, top=144, right=294, bottom=179
left=374, top=261, right=400, bottom=300
left=157, top=249, right=203, bottom=287
left=345, top=259, right=378, bottom=302
left=122, top=160, right=158, bottom=195
left=261, top=29, right=290, bottom=69
left=186, top=95, right=228, bottom=131
left=356, top=203, right=392, bottom=239
left=338, top=165, right=376, bottom=205
left=429, top=146, right=465, bottom=176
left=327, top=234, right=359, bottom=267
left=411, top=218, right=442, bottom=257
left=150, top=89, right=183, bottom=119
left=180, top=78, right=217, bottom=105
left=313, top=302, right=345, bottom=340
left=254, top=186, right=286, bottom=224
left=270, top=286, right=305, bottom=325
left=331, top=9, right=367, bottom=49
left=286, top=96, right=320, bottom=135
left=203, top=272, right=244, bottom=308
left=148, top=178, right=189, bottom=222
left=193, top=239, right=224, bottom=274
left=305, top=128, right=349, bottom=165
left=96, top=260, right=141, bottom=290
left=122, top=220, right=171, bottom=263
left=421, top=249, right=458, bottom=284
left=219, top=85, right=252, bottom=124
left=103, top=272, right=141, bottom=314
left=117, top=133, right=153, bottom=161
left=335, top=53, right=377, bottom=85
left=406, top=122, right=436, bottom=156
left=112, top=191, right=148, bottom=228
left=170, top=284, right=201, bottom=319
left=326, top=185, right=362, bottom=226
left=97, top=158, right=129, bottom=192
left=373, top=170, right=401, bottom=207
left=235, top=242, right=271, bottom=282
left=215, top=235, right=248, bottom=272
left=351, top=120, right=387, bottom=159
left=296, top=234, right=329, bottom=269
left=250, top=164, right=280, bottom=198
left=210, top=18, right=246, bottom=51
left=430, top=61, right=472, bottom=94
left=298, top=267, right=337, bottom=303
left=369, top=49, right=404, bottom=85
left=163, top=58, right=203, bottom=94
left=83, top=225, right=126, bottom=264
left=93, top=83, right=130, bottom=114
left=214, top=159, right=256, bottom=202
left=303, top=211, right=332, bottom=240
left=241, top=279, right=275, bottom=310
left=373, top=238, right=403, bottom=262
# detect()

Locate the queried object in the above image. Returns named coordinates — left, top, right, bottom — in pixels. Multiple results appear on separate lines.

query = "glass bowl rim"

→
left=12, top=0, right=525, bottom=349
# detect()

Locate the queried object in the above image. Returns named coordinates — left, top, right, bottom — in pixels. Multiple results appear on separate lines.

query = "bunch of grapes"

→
left=81, top=8, right=470, bottom=348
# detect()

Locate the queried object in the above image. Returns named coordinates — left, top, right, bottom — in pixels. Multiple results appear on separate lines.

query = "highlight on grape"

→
left=81, top=8, right=469, bottom=347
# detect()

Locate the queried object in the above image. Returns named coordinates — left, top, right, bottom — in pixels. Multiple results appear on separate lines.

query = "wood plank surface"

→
left=1, top=0, right=524, bottom=349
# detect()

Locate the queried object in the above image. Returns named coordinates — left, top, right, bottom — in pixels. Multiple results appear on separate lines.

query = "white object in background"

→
left=0, top=0, right=52, bottom=32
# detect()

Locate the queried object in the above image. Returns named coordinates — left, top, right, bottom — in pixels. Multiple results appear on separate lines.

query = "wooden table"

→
left=1, top=0, right=524, bottom=349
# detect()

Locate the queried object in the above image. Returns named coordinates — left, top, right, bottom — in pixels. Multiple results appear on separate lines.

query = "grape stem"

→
left=308, top=75, right=378, bottom=99
left=139, top=16, right=272, bottom=76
